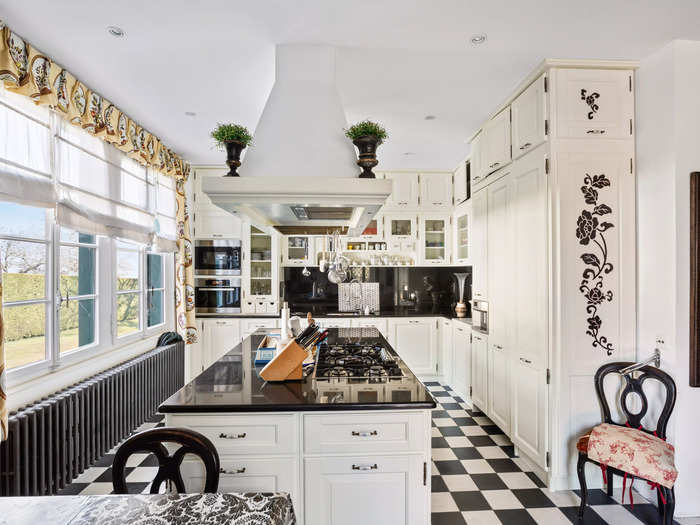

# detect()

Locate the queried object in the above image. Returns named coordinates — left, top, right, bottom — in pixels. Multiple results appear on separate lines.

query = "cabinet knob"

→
left=519, top=142, right=532, bottom=150
left=586, top=129, right=606, bottom=134
left=351, top=430, right=378, bottom=437
left=219, top=432, right=247, bottom=439
left=494, top=344, right=503, bottom=350
left=219, top=467, right=246, bottom=474
left=520, top=357, right=532, bottom=364
left=352, top=464, right=378, bottom=471
left=489, top=162, right=500, bottom=168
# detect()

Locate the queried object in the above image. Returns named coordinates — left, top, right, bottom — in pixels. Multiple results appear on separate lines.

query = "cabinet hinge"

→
left=469, top=385, right=473, bottom=397
left=546, top=368, right=551, bottom=384
left=544, top=119, right=549, bottom=136
left=630, top=158, right=633, bottom=174
left=544, top=76, right=548, bottom=93
left=423, top=462, right=427, bottom=486
left=629, top=75, right=632, bottom=92
left=546, top=451, right=551, bottom=468
left=545, top=158, right=549, bottom=175
left=436, top=362, right=439, bottom=373
left=470, top=333, right=472, bottom=343
left=510, top=144, right=512, bottom=158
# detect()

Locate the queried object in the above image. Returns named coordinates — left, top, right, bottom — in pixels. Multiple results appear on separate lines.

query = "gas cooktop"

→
left=313, top=340, right=404, bottom=380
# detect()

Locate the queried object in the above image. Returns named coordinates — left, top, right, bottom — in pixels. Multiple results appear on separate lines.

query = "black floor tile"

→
left=123, top=482, right=150, bottom=495
left=433, top=391, right=452, bottom=397
left=431, top=475, right=449, bottom=493
left=439, top=426, right=465, bottom=437
left=94, top=454, right=116, bottom=467
left=434, top=460, right=467, bottom=475
left=481, top=425, right=504, bottom=435
left=495, top=509, right=538, bottom=525
left=574, top=489, right=618, bottom=506
left=433, top=437, right=450, bottom=448
left=452, top=417, right=476, bottom=426
left=486, top=458, right=521, bottom=473
left=452, top=396, right=464, bottom=403
left=511, top=488, right=556, bottom=508
left=501, top=445, right=517, bottom=458
left=525, top=471, right=546, bottom=488
left=451, top=490, right=491, bottom=511
left=560, top=505, right=608, bottom=524
left=94, top=467, right=133, bottom=483
left=440, top=403, right=462, bottom=410
left=432, top=410, right=450, bottom=418
left=424, top=381, right=441, bottom=386
left=56, top=483, right=88, bottom=495
left=469, top=473, right=508, bottom=491
left=137, top=454, right=160, bottom=467
left=431, top=512, right=466, bottom=525
left=452, top=447, right=482, bottom=460
left=467, top=435, right=496, bottom=447
left=444, top=386, right=453, bottom=391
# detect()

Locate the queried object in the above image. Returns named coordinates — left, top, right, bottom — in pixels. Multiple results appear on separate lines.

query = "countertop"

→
left=159, top=328, right=437, bottom=413
left=0, top=493, right=295, bottom=525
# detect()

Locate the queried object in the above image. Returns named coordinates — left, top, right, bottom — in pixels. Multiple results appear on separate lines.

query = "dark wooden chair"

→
left=576, top=362, right=677, bottom=524
left=112, top=427, right=220, bottom=494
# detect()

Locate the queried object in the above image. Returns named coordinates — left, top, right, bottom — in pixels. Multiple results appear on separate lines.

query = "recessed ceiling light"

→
left=424, top=115, right=436, bottom=120
left=107, top=26, right=125, bottom=38
left=470, top=34, right=487, bottom=45
left=184, top=111, right=196, bottom=117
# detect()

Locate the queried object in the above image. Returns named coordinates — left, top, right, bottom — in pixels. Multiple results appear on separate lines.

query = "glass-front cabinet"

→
left=283, top=235, right=312, bottom=266
left=419, top=213, right=451, bottom=265
left=453, top=201, right=471, bottom=265
left=385, top=213, right=417, bottom=253
left=242, top=223, right=279, bottom=313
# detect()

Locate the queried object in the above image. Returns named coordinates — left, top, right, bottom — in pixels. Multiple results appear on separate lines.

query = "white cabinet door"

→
left=487, top=342, right=510, bottom=435
left=486, top=172, right=512, bottom=349
left=240, top=318, right=277, bottom=339
left=482, top=107, right=512, bottom=176
left=419, top=173, right=453, bottom=209
left=470, top=332, right=488, bottom=413
left=453, top=160, right=469, bottom=204
left=317, top=318, right=353, bottom=329
left=419, top=213, right=451, bottom=265
left=201, top=319, right=240, bottom=369
left=439, top=319, right=453, bottom=385
left=451, top=323, right=471, bottom=402
left=385, top=213, right=418, bottom=249
left=194, top=208, right=242, bottom=239
left=304, top=455, right=427, bottom=525
left=389, top=318, right=436, bottom=376
left=470, top=133, right=486, bottom=186
left=511, top=359, right=548, bottom=469
left=471, top=189, right=487, bottom=300
left=453, top=201, right=471, bottom=265
left=382, top=172, right=419, bottom=209
left=351, top=318, right=388, bottom=338
left=511, top=74, right=547, bottom=158
left=553, top=68, right=634, bottom=139
left=283, top=235, right=312, bottom=266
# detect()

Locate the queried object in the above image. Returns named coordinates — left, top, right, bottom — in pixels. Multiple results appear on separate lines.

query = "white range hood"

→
left=203, top=43, right=391, bottom=236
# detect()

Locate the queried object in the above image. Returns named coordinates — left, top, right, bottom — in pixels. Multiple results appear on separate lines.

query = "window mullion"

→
left=49, top=219, right=60, bottom=369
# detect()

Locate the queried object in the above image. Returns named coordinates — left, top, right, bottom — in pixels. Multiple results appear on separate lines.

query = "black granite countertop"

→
left=159, top=328, right=437, bottom=413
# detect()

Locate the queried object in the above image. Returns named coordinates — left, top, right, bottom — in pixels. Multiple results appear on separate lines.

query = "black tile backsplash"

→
left=284, top=266, right=471, bottom=315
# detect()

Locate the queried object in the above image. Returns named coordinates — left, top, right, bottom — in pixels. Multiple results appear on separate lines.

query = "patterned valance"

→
left=0, top=20, right=189, bottom=180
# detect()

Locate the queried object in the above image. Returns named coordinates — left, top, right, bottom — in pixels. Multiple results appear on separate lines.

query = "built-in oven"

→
left=195, top=277, right=241, bottom=315
left=194, top=239, right=241, bottom=276
left=471, top=300, right=489, bottom=334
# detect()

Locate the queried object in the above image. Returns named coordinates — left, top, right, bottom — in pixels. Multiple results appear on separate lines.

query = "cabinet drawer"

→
left=240, top=318, right=277, bottom=334
left=168, top=414, right=297, bottom=455
left=182, top=456, right=297, bottom=501
left=304, top=412, right=425, bottom=454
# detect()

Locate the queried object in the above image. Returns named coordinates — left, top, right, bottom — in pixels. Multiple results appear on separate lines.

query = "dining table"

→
left=0, top=492, right=296, bottom=524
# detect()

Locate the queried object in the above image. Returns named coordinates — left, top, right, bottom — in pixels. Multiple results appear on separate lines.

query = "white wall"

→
left=636, top=39, right=700, bottom=517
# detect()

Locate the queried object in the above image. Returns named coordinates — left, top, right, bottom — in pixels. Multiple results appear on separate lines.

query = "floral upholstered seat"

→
left=585, top=423, right=677, bottom=489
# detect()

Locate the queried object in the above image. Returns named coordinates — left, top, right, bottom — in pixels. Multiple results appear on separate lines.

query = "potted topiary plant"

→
left=344, top=120, right=388, bottom=178
left=211, top=123, right=253, bottom=176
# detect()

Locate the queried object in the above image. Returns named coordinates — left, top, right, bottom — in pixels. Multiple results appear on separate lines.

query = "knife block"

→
left=260, top=339, right=306, bottom=381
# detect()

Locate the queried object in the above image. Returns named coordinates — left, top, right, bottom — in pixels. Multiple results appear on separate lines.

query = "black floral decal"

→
left=581, top=89, right=600, bottom=119
left=577, top=173, right=615, bottom=355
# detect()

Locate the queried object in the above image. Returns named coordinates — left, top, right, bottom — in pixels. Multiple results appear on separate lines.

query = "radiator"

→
left=0, top=341, right=184, bottom=496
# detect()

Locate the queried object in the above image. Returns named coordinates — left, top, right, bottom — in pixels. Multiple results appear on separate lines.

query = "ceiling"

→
left=2, top=0, right=699, bottom=170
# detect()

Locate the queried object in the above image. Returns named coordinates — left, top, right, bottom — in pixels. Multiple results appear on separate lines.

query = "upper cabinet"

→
left=511, top=74, right=547, bottom=159
left=380, top=172, right=420, bottom=209
left=453, top=201, right=471, bottom=265
left=418, top=173, right=453, bottom=209
left=552, top=68, right=633, bottom=139
left=419, top=213, right=451, bottom=265
left=193, top=168, right=243, bottom=239
left=283, top=235, right=313, bottom=266
left=482, top=107, right=512, bottom=176
left=453, top=159, right=470, bottom=204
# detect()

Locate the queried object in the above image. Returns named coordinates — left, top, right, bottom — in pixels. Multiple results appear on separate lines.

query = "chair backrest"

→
left=594, top=362, right=677, bottom=439
left=112, top=427, right=220, bottom=494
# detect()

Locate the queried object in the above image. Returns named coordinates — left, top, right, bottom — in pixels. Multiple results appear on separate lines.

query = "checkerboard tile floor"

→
left=57, top=383, right=687, bottom=524
left=425, top=381, right=681, bottom=525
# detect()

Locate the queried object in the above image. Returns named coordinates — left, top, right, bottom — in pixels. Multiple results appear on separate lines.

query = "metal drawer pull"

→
left=352, top=464, right=378, bottom=471
left=351, top=430, right=378, bottom=437
left=220, top=467, right=246, bottom=474
left=586, top=129, right=606, bottom=134
left=489, top=162, right=500, bottom=168
left=520, top=358, right=532, bottom=364
left=494, top=344, right=503, bottom=349
left=519, top=142, right=532, bottom=150
left=219, top=432, right=247, bottom=439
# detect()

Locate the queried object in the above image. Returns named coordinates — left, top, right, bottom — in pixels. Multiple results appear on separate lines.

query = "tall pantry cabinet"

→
left=469, top=60, right=637, bottom=487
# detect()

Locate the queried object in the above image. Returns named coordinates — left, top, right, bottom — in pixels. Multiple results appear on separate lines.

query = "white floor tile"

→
left=590, top=504, right=645, bottom=524
left=527, top=507, right=572, bottom=524
left=512, top=456, right=535, bottom=472
left=490, top=434, right=512, bottom=446
left=433, top=418, right=457, bottom=427
left=460, top=426, right=487, bottom=436
left=72, top=467, right=108, bottom=484
left=125, top=453, right=149, bottom=468
left=447, top=409, right=468, bottom=417
left=461, top=459, right=495, bottom=474
left=473, top=416, right=493, bottom=426
left=79, top=482, right=114, bottom=495
left=482, top=489, right=524, bottom=510
left=539, top=489, right=580, bottom=507
left=431, top=492, right=459, bottom=512
left=431, top=461, right=440, bottom=476
left=461, top=510, right=501, bottom=524
left=125, top=467, right=160, bottom=483
left=431, top=427, right=442, bottom=437
left=432, top=448, right=458, bottom=461
left=475, top=446, right=508, bottom=459
left=442, top=474, right=478, bottom=492
left=497, top=472, right=537, bottom=489
left=445, top=436, right=472, bottom=448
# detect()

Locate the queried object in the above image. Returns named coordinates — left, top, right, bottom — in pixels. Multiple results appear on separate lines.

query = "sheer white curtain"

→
left=0, top=86, right=54, bottom=207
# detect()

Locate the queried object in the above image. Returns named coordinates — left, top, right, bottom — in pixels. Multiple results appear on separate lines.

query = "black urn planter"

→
left=352, top=135, right=381, bottom=179
left=223, top=140, right=246, bottom=177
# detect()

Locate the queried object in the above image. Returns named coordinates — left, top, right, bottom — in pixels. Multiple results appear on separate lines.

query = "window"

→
left=147, top=253, right=164, bottom=327
left=115, top=240, right=141, bottom=338
left=0, top=202, right=50, bottom=370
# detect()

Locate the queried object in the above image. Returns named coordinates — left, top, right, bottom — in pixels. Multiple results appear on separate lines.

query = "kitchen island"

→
left=159, top=327, right=436, bottom=525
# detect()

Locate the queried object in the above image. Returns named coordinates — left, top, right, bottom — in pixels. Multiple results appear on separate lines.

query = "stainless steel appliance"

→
left=471, top=300, right=489, bottom=334
left=194, top=239, right=241, bottom=276
left=195, top=277, right=241, bottom=315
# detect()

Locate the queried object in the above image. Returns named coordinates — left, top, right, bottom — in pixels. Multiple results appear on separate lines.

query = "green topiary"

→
left=211, top=123, right=253, bottom=149
left=344, top=120, right=388, bottom=143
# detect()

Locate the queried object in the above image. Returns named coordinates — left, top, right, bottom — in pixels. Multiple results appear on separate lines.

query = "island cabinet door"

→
left=389, top=319, right=436, bottom=376
left=304, top=455, right=427, bottom=525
